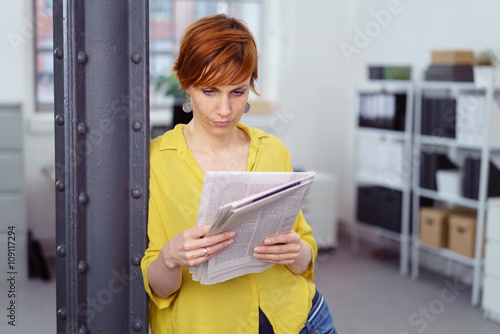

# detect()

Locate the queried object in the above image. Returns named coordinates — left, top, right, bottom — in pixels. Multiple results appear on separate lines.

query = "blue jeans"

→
left=299, top=290, right=337, bottom=334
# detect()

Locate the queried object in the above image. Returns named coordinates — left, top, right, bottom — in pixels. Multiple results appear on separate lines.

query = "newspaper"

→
left=189, top=171, right=315, bottom=285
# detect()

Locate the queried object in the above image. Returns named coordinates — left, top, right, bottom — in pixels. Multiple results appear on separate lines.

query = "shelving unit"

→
left=353, top=81, right=414, bottom=276
left=411, top=79, right=500, bottom=307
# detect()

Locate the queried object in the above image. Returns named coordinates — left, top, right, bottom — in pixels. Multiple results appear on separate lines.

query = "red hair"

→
left=172, top=14, right=258, bottom=94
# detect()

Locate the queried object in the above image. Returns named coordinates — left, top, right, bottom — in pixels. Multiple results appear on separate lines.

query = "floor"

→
left=1, top=237, right=499, bottom=334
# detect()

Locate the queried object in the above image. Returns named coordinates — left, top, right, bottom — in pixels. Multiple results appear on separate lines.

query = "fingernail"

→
left=264, top=238, right=271, bottom=244
left=229, top=231, right=235, bottom=237
left=254, top=247, right=260, bottom=253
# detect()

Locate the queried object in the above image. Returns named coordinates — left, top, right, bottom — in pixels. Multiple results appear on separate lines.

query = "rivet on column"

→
left=57, top=245, right=66, bottom=258
left=78, top=51, right=88, bottom=65
left=54, top=47, right=63, bottom=59
left=56, top=180, right=65, bottom=192
left=131, top=254, right=142, bottom=266
left=131, top=53, right=143, bottom=64
left=78, top=260, right=88, bottom=275
left=132, top=319, right=143, bottom=332
left=55, top=114, right=64, bottom=126
left=79, top=192, right=89, bottom=205
left=132, top=121, right=143, bottom=131
left=131, top=188, right=142, bottom=199
left=57, top=308, right=67, bottom=320
left=77, top=122, right=88, bottom=135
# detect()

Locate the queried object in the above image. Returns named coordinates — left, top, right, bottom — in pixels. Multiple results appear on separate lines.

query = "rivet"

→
left=78, top=260, right=88, bottom=275
left=132, top=121, right=143, bottom=131
left=79, top=325, right=88, bottom=334
left=131, top=53, right=142, bottom=64
left=131, top=254, right=142, bottom=266
left=131, top=188, right=142, bottom=199
left=56, top=180, right=65, bottom=192
left=132, top=320, right=143, bottom=332
left=57, top=308, right=67, bottom=320
left=54, top=47, right=63, bottom=59
left=77, top=122, right=88, bottom=135
left=55, top=114, right=64, bottom=126
left=79, top=192, right=89, bottom=205
left=57, top=245, right=66, bottom=258
left=78, top=51, right=88, bottom=64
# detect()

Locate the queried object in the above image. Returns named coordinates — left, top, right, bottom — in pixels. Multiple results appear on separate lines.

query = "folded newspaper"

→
left=190, top=171, right=315, bottom=285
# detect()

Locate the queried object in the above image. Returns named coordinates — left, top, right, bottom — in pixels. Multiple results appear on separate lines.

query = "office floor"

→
left=1, top=237, right=499, bottom=334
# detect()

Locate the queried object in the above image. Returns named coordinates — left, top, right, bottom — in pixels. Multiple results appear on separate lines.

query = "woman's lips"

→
left=213, top=121, right=231, bottom=127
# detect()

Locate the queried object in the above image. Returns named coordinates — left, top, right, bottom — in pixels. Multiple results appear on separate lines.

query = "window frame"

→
left=33, top=0, right=263, bottom=111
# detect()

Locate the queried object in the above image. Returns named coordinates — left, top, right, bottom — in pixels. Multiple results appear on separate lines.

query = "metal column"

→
left=53, top=0, right=149, bottom=332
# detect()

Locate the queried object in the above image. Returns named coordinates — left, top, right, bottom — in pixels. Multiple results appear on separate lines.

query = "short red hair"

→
left=172, top=14, right=258, bottom=94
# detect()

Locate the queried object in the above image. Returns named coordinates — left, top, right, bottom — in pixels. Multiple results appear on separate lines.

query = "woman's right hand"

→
left=160, top=224, right=235, bottom=269
left=148, top=225, right=234, bottom=299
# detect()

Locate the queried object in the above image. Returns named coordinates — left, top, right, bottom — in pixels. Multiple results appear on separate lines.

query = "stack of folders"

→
left=419, top=152, right=457, bottom=191
left=420, top=96, right=457, bottom=138
left=462, top=158, right=500, bottom=200
left=358, top=93, right=406, bottom=131
left=357, top=137, right=405, bottom=188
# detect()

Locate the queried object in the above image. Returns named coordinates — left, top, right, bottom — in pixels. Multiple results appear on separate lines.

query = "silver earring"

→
left=244, top=103, right=250, bottom=113
left=182, top=99, right=192, bottom=113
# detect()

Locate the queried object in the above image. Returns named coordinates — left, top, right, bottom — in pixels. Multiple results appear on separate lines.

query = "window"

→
left=34, top=0, right=262, bottom=110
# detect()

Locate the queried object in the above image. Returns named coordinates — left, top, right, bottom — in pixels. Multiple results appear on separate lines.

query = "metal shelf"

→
left=412, top=80, right=495, bottom=307
left=416, top=135, right=500, bottom=151
left=416, top=241, right=479, bottom=267
left=353, top=81, right=414, bottom=278
left=356, top=174, right=409, bottom=192
left=416, top=187, right=480, bottom=209
left=356, top=127, right=408, bottom=141
left=419, top=81, right=489, bottom=91
left=357, top=221, right=402, bottom=243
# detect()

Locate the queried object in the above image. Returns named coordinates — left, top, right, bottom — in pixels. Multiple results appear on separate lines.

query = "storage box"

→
left=431, top=50, right=474, bottom=65
left=448, top=212, right=477, bottom=257
left=436, top=170, right=461, bottom=198
left=419, top=207, right=451, bottom=248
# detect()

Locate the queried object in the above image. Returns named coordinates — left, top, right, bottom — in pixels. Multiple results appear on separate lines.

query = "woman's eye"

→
left=233, top=90, right=245, bottom=96
left=202, top=89, right=214, bottom=96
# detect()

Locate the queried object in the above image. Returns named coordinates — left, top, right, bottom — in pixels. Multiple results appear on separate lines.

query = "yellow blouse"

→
left=141, top=123, right=318, bottom=334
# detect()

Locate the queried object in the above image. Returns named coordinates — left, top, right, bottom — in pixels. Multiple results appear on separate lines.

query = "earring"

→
left=244, top=102, right=250, bottom=113
left=182, top=99, right=192, bottom=113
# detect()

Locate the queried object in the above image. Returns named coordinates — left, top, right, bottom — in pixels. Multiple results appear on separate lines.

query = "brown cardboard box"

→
left=448, top=213, right=477, bottom=258
left=419, top=208, right=451, bottom=248
left=431, top=50, right=474, bottom=65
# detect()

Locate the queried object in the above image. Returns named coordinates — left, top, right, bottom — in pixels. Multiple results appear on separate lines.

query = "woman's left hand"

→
left=253, top=231, right=312, bottom=275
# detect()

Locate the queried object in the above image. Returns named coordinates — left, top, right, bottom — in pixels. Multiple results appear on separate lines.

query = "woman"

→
left=141, top=14, right=336, bottom=334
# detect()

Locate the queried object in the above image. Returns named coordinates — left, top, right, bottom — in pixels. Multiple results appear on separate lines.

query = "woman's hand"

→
left=252, top=231, right=312, bottom=275
left=148, top=225, right=234, bottom=299
left=161, top=224, right=235, bottom=269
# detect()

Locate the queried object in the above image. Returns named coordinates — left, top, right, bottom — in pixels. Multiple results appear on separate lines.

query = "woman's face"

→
left=186, top=77, right=251, bottom=135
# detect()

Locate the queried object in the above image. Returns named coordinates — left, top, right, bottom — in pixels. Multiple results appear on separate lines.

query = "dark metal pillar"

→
left=53, top=0, right=149, bottom=332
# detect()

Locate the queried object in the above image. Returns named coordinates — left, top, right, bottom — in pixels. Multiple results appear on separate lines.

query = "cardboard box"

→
left=448, top=212, right=477, bottom=258
left=431, top=50, right=474, bottom=65
left=419, top=207, right=451, bottom=248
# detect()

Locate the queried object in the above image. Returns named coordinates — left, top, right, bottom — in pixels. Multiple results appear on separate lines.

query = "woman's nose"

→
left=216, top=96, right=232, bottom=117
